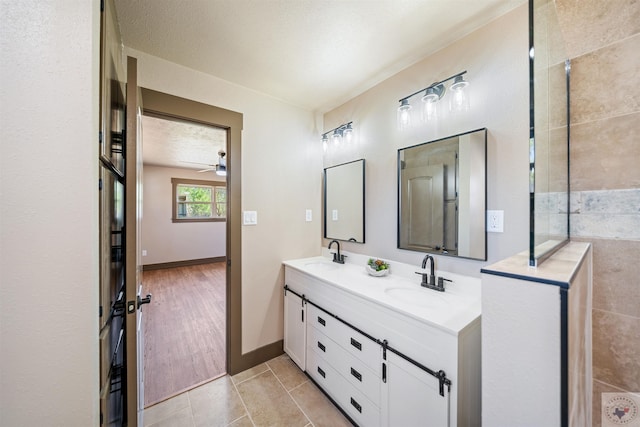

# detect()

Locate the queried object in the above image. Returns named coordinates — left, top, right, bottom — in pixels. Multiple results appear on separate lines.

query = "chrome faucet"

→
left=416, top=254, right=450, bottom=292
left=328, top=240, right=346, bottom=264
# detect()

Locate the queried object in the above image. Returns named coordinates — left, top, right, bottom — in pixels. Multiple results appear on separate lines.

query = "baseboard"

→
left=228, top=340, right=284, bottom=376
left=142, top=256, right=226, bottom=271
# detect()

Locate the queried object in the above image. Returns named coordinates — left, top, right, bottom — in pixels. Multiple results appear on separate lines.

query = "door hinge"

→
left=99, top=130, right=103, bottom=144
left=98, top=178, right=103, bottom=191
left=100, top=0, right=104, bottom=12
left=99, top=305, right=103, bottom=317
left=227, top=259, right=231, bottom=267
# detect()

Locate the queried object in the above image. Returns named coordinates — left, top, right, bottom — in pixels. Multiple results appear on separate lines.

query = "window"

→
left=171, top=178, right=226, bottom=222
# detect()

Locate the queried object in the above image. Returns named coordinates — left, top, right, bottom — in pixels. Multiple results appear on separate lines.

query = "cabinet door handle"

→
left=350, top=337, right=362, bottom=351
left=350, top=367, right=362, bottom=382
left=350, top=397, right=362, bottom=413
left=317, top=316, right=326, bottom=326
left=317, top=341, right=326, bottom=352
left=317, top=366, right=326, bottom=378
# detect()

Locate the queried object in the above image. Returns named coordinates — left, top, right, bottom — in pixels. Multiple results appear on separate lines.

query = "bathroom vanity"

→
left=283, top=255, right=481, bottom=427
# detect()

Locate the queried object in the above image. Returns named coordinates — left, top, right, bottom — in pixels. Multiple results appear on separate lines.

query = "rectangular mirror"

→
left=324, top=159, right=365, bottom=243
left=398, top=128, right=486, bottom=260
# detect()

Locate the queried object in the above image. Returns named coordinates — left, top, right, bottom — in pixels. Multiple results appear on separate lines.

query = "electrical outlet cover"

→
left=487, top=210, right=504, bottom=232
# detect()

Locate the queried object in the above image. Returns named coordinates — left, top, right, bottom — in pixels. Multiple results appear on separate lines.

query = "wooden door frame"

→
left=140, top=88, right=277, bottom=375
left=125, top=56, right=142, bottom=426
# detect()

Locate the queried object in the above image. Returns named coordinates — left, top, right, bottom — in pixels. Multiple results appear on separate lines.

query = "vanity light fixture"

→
left=397, top=99, right=412, bottom=131
left=397, top=70, right=470, bottom=130
left=321, top=133, right=329, bottom=152
left=449, top=74, right=470, bottom=112
left=343, top=122, right=354, bottom=144
left=332, top=129, right=342, bottom=146
left=321, top=121, right=354, bottom=150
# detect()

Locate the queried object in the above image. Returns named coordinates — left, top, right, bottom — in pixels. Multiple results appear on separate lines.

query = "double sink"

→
left=293, top=256, right=480, bottom=333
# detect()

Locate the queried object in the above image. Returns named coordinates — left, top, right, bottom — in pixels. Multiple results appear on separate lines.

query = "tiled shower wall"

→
left=555, top=0, right=640, bottom=424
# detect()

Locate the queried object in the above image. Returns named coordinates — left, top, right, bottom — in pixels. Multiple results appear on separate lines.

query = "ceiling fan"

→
left=182, top=150, right=226, bottom=176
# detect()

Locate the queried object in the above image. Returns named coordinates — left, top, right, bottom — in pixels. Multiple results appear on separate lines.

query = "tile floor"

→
left=143, top=354, right=353, bottom=427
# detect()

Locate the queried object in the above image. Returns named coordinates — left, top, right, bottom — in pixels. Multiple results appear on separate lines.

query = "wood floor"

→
left=142, top=262, right=226, bottom=407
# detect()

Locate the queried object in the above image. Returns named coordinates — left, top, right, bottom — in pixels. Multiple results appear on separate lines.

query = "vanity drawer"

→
left=307, top=303, right=379, bottom=372
left=307, top=347, right=380, bottom=427
left=308, top=323, right=381, bottom=406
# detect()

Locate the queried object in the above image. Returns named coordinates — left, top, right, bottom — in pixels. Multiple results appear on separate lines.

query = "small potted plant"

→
left=366, top=258, right=390, bottom=277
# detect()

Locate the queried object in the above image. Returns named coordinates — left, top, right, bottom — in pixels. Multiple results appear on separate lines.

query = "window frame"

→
left=171, top=177, right=226, bottom=223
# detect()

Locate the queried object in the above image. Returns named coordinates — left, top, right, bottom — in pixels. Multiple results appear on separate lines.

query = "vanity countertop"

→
left=283, top=255, right=481, bottom=336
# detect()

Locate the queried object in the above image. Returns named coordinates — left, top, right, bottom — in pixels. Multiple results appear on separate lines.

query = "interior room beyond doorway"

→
left=140, top=112, right=229, bottom=406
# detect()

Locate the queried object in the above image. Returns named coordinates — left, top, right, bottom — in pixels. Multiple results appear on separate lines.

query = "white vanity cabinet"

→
left=306, top=303, right=382, bottom=426
left=383, top=351, right=448, bottom=426
left=283, top=284, right=306, bottom=370
left=283, top=261, right=481, bottom=427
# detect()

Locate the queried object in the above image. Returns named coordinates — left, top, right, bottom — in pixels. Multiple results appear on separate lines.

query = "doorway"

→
left=138, top=88, right=245, bottom=407
left=140, top=113, right=229, bottom=406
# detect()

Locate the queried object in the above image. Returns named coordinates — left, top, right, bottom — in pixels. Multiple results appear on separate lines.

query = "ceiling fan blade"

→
left=181, top=160, right=215, bottom=167
left=197, top=168, right=216, bottom=173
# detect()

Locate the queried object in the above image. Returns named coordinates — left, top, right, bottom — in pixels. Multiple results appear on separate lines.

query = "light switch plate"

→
left=305, top=209, right=312, bottom=222
left=243, top=210, right=258, bottom=225
left=332, top=209, right=339, bottom=221
left=487, top=210, right=504, bottom=233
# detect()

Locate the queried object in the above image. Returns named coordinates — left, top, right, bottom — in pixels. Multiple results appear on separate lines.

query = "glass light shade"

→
left=343, top=124, right=353, bottom=144
left=397, top=99, right=412, bottom=131
left=421, top=88, right=439, bottom=122
left=449, top=76, right=470, bottom=112
left=332, top=129, right=342, bottom=146
left=450, top=75, right=469, bottom=91
left=321, top=134, right=329, bottom=152
left=421, top=87, right=440, bottom=103
left=422, top=100, right=438, bottom=122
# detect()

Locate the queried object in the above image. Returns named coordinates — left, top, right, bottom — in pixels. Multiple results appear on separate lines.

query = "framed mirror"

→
left=324, top=159, right=365, bottom=243
left=398, top=128, right=486, bottom=260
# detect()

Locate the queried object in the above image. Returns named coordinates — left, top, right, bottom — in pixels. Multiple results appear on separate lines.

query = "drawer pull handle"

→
left=350, top=367, right=362, bottom=382
left=350, top=337, right=362, bottom=351
left=317, top=366, right=326, bottom=378
left=317, top=341, right=326, bottom=352
left=317, top=316, right=326, bottom=326
left=350, top=397, right=362, bottom=413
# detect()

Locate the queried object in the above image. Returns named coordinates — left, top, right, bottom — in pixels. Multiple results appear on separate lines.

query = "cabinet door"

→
left=383, top=351, right=449, bottom=427
left=284, top=289, right=306, bottom=370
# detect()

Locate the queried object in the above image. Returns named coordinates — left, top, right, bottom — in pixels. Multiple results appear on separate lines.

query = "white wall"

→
left=142, top=165, right=227, bottom=265
left=127, top=48, right=323, bottom=353
left=0, top=1, right=100, bottom=425
left=323, top=4, right=530, bottom=277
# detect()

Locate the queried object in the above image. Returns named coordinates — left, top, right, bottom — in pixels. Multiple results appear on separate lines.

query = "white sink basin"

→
left=384, top=286, right=445, bottom=308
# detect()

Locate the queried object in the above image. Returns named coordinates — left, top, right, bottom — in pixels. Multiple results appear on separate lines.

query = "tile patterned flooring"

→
left=143, top=354, right=352, bottom=427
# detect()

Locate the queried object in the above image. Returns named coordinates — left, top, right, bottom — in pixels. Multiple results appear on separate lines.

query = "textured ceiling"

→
left=142, top=114, right=227, bottom=172
left=114, top=0, right=525, bottom=113
left=116, top=0, right=525, bottom=169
